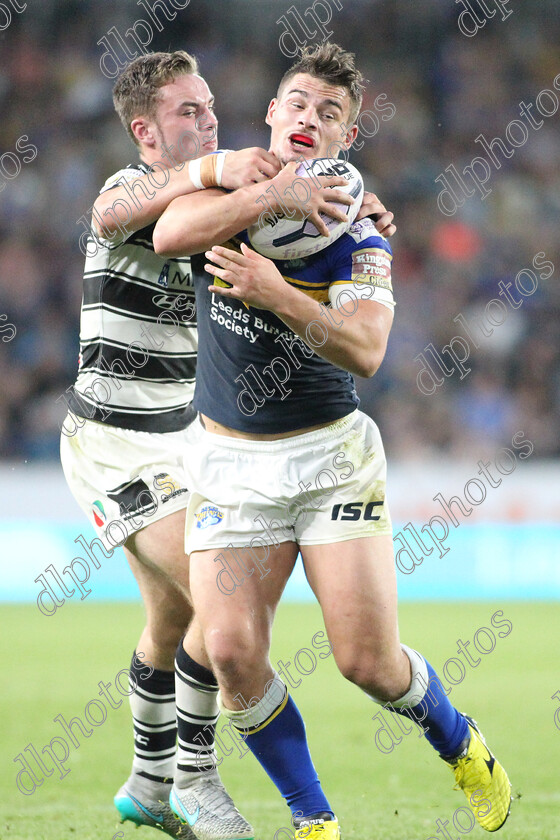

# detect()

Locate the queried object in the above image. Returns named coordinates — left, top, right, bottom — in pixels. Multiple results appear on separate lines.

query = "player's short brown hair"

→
left=277, top=43, right=364, bottom=124
left=113, top=51, right=199, bottom=144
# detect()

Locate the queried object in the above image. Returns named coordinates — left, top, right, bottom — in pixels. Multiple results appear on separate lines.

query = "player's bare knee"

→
left=205, top=627, right=266, bottom=679
left=333, top=648, right=375, bottom=689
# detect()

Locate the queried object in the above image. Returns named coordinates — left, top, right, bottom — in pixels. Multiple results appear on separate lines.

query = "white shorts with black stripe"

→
left=60, top=413, right=192, bottom=549
left=184, top=410, right=392, bottom=554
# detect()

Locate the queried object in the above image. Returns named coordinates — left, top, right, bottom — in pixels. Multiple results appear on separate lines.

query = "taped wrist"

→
left=188, top=152, right=228, bottom=189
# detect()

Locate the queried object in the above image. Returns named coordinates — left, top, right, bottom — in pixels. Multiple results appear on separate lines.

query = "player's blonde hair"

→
left=277, top=43, right=364, bottom=125
left=113, top=51, right=200, bottom=145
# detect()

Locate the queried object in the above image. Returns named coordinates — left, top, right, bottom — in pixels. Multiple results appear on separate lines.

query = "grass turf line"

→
left=1, top=602, right=559, bottom=839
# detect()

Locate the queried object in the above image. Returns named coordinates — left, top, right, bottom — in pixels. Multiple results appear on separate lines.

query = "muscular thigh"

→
left=126, top=507, right=190, bottom=594
left=125, top=510, right=193, bottom=649
left=188, top=541, right=299, bottom=650
left=301, top=534, right=400, bottom=661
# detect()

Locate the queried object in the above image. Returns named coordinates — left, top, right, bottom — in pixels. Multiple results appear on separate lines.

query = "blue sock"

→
left=393, top=658, right=469, bottom=758
left=237, top=691, right=334, bottom=820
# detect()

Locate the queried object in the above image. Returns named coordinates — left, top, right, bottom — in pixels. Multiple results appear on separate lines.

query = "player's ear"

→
left=342, top=122, right=359, bottom=149
left=265, top=98, right=278, bottom=127
left=131, top=117, right=156, bottom=147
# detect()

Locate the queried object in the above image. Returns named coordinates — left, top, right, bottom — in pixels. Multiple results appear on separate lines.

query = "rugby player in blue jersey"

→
left=153, top=43, right=512, bottom=839
left=61, top=49, right=395, bottom=840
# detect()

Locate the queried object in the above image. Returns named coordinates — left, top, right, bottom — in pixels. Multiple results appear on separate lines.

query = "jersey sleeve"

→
left=95, top=165, right=147, bottom=246
left=99, top=165, right=146, bottom=194
left=327, top=219, right=395, bottom=313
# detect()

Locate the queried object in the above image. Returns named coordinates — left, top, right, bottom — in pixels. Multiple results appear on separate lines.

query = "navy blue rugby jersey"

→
left=192, top=218, right=394, bottom=433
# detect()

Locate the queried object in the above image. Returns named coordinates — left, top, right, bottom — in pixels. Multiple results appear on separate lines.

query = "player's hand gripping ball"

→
left=248, top=158, right=364, bottom=260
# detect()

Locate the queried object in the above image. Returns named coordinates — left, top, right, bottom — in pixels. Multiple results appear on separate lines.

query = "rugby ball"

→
left=248, top=158, right=364, bottom=260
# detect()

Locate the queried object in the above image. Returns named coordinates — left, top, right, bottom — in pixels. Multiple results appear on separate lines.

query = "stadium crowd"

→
left=0, top=0, right=558, bottom=461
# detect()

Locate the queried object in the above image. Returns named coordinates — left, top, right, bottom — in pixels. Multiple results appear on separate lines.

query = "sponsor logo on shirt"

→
left=351, top=247, right=393, bottom=291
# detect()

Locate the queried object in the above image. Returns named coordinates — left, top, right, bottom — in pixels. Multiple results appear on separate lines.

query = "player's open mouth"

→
left=289, top=133, right=314, bottom=150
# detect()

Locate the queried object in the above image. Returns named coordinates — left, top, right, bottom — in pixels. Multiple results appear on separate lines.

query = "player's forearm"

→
left=153, top=184, right=268, bottom=258
left=92, top=166, right=202, bottom=239
left=275, top=292, right=393, bottom=378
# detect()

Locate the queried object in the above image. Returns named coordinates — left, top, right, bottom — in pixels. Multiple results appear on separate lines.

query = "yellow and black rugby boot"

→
left=293, top=812, right=341, bottom=839
left=443, top=715, right=512, bottom=832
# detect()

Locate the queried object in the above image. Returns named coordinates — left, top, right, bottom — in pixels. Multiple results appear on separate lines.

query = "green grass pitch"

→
left=2, top=601, right=559, bottom=839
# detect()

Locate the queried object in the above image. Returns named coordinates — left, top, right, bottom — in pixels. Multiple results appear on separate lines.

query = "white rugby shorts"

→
left=184, top=410, right=392, bottom=554
left=60, top=413, right=195, bottom=549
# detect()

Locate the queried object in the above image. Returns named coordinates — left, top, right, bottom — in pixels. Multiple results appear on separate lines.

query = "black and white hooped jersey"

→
left=192, top=218, right=394, bottom=433
left=68, top=164, right=198, bottom=432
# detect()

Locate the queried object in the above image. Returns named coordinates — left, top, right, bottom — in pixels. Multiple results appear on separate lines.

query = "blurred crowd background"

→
left=0, top=0, right=558, bottom=462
